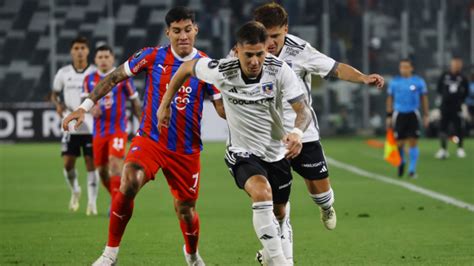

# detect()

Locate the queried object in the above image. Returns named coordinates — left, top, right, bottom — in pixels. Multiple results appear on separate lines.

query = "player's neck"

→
left=72, top=61, right=88, bottom=72
left=98, top=67, right=115, bottom=76
left=171, top=46, right=197, bottom=61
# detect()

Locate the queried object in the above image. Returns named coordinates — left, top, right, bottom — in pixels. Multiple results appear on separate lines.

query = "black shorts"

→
left=291, top=141, right=329, bottom=180
left=393, top=111, right=420, bottom=139
left=61, top=133, right=93, bottom=157
left=224, top=150, right=292, bottom=204
left=440, top=110, right=463, bottom=136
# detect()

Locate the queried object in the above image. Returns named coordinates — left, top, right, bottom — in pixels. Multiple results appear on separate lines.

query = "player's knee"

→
left=120, top=164, right=142, bottom=197
left=245, top=176, right=272, bottom=202
left=175, top=202, right=195, bottom=223
left=108, top=157, right=124, bottom=176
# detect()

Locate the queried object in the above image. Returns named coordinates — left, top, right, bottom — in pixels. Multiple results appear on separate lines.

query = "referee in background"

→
left=435, top=57, right=469, bottom=159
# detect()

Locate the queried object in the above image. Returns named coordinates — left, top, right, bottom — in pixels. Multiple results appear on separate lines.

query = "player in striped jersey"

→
left=63, top=7, right=224, bottom=266
left=82, top=45, right=141, bottom=206
left=159, top=21, right=312, bottom=266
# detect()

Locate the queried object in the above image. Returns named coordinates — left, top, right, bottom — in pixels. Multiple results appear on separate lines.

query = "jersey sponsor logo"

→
left=262, top=82, right=274, bottom=96
left=168, top=83, right=193, bottom=110
left=133, top=59, right=148, bottom=73
left=301, top=161, right=325, bottom=168
left=285, top=46, right=301, bottom=56
left=227, top=97, right=273, bottom=105
left=207, top=59, right=219, bottom=69
left=222, top=69, right=239, bottom=79
left=265, top=65, right=279, bottom=76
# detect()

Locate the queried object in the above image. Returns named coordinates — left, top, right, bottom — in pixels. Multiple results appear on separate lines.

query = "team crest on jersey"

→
left=262, top=82, right=274, bottom=96
left=208, top=59, right=219, bottom=69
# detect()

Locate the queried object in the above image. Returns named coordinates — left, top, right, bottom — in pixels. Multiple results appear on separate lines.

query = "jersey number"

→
left=190, top=173, right=199, bottom=192
left=112, top=137, right=124, bottom=151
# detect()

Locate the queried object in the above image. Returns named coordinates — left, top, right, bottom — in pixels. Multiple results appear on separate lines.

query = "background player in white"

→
left=158, top=21, right=312, bottom=265
left=50, top=36, right=99, bottom=214
left=253, top=3, right=384, bottom=232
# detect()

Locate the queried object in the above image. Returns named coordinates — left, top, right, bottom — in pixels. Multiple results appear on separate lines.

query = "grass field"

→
left=0, top=138, right=473, bottom=265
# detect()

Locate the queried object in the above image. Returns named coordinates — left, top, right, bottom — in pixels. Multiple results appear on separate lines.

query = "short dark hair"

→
left=253, top=2, right=288, bottom=28
left=70, top=36, right=89, bottom=49
left=400, top=58, right=412, bottom=64
left=95, top=45, right=114, bottom=55
left=165, top=6, right=195, bottom=27
left=236, top=21, right=268, bottom=45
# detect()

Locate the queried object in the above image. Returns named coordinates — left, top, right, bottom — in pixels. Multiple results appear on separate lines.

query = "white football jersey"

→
left=53, top=64, right=96, bottom=134
left=194, top=55, right=305, bottom=162
left=278, top=34, right=337, bottom=142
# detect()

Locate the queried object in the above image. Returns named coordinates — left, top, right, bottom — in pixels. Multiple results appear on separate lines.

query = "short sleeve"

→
left=81, top=74, right=92, bottom=97
left=388, top=79, right=395, bottom=95
left=52, top=69, right=64, bottom=92
left=303, top=43, right=337, bottom=78
left=419, top=78, right=428, bottom=95
left=193, top=57, right=221, bottom=85
left=204, top=84, right=221, bottom=100
left=123, top=47, right=156, bottom=77
left=280, top=62, right=305, bottom=103
left=124, top=78, right=139, bottom=99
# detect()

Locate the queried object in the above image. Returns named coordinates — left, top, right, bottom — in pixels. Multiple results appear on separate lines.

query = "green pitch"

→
left=0, top=139, right=473, bottom=265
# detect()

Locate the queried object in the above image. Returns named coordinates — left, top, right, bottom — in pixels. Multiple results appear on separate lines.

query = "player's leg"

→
left=108, top=132, right=128, bottom=198
left=62, top=133, right=81, bottom=211
left=394, top=113, right=407, bottom=177
left=406, top=112, right=421, bottom=178
left=93, top=136, right=160, bottom=265
left=93, top=135, right=111, bottom=195
left=436, top=112, right=450, bottom=159
left=291, top=141, right=336, bottom=229
left=161, top=150, right=203, bottom=266
left=83, top=135, right=99, bottom=215
left=273, top=202, right=292, bottom=263
left=453, top=112, right=466, bottom=157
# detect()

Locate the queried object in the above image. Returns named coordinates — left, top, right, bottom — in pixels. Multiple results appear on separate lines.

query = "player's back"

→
left=125, top=45, right=220, bottom=154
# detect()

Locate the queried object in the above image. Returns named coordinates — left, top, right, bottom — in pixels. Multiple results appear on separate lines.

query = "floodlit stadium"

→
left=0, top=0, right=473, bottom=265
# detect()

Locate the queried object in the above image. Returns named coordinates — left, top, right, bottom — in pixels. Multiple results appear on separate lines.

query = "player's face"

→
left=166, top=19, right=198, bottom=58
left=265, top=25, right=288, bottom=56
left=70, top=43, right=89, bottom=63
left=236, top=42, right=266, bottom=78
left=94, top=50, right=115, bottom=73
left=450, top=59, right=463, bottom=73
left=399, top=61, right=413, bottom=77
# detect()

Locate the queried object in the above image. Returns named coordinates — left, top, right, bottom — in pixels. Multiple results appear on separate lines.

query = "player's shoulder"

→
left=412, top=75, right=426, bottom=82
left=57, top=64, right=73, bottom=74
left=264, top=54, right=284, bottom=68
left=196, top=49, right=210, bottom=58
left=217, top=57, right=240, bottom=73
left=131, top=46, right=160, bottom=59
left=284, top=34, right=307, bottom=50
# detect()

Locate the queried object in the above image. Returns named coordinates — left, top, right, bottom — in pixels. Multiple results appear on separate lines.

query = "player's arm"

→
left=158, top=59, right=198, bottom=131
left=62, top=65, right=129, bottom=131
left=421, top=94, right=429, bottom=128
left=386, top=95, right=394, bottom=129
left=332, top=63, right=384, bottom=89
left=284, top=97, right=312, bottom=159
left=50, top=91, right=66, bottom=117
left=212, top=98, right=226, bottom=119
left=130, top=98, right=142, bottom=121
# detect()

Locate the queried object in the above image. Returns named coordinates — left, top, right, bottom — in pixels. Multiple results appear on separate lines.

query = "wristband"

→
left=290, top=128, right=304, bottom=138
left=78, top=98, right=94, bottom=112
left=386, top=112, right=393, bottom=118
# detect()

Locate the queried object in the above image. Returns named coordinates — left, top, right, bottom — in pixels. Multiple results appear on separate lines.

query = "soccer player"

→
left=252, top=1, right=384, bottom=235
left=386, top=59, right=429, bottom=178
left=50, top=36, right=99, bottom=215
left=435, top=57, right=470, bottom=159
left=83, top=45, right=141, bottom=204
left=62, top=7, right=224, bottom=266
left=158, top=21, right=312, bottom=265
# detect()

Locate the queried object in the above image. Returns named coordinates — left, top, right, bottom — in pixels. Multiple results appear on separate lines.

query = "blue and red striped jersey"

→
left=123, top=45, right=221, bottom=155
left=83, top=70, right=138, bottom=137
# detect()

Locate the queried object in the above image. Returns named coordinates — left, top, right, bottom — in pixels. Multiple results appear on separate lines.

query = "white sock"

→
left=279, top=202, right=293, bottom=263
left=310, top=188, right=334, bottom=210
left=87, top=171, right=99, bottom=205
left=252, top=201, right=287, bottom=263
left=103, top=246, right=119, bottom=260
left=63, top=168, right=80, bottom=193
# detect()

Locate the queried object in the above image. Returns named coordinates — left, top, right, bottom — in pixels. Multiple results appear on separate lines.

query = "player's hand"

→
left=362, top=74, right=385, bottom=89
left=62, top=108, right=86, bottom=131
left=283, top=133, right=303, bottom=159
left=385, top=117, right=392, bottom=130
left=423, top=115, right=429, bottom=128
left=56, top=104, right=66, bottom=118
left=91, top=105, right=102, bottom=118
left=157, top=104, right=171, bottom=133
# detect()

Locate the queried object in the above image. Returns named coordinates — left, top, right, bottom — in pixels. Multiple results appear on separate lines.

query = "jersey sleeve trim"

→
left=211, top=93, right=222, bottom=100
left=124, top=62, right=134, bottom=77
left=323, top=62, right=339, bottom=79
left=288, top=94, right=305, bottom=104
left=129, top=91, right=139, bottom=100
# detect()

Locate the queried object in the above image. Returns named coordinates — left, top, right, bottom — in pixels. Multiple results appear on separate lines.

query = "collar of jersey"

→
left=97, top=67, right=116, bottom=77
left=171, top=46, right=197, bottom=61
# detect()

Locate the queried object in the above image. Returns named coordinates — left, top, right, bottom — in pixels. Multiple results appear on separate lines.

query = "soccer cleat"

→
left=408, top=172, right=418, bottom=179
left=92, top=255, right=117, bottom=266
left=183, top=245, right=205, bottom=266
left=320, top=206, right=337, bottom=230
left=69, top=188, right=81, bottom=212
left=435, top=149, right=449, bottom=159
left=86, top=202, right=98, bottom=216
left=456, top=148, right=466, bottom=158
left=397, top=162, right=405, bottom=177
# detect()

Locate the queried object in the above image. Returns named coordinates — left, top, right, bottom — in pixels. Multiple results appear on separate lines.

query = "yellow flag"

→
left=384, top=128, right=402, bottom=167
